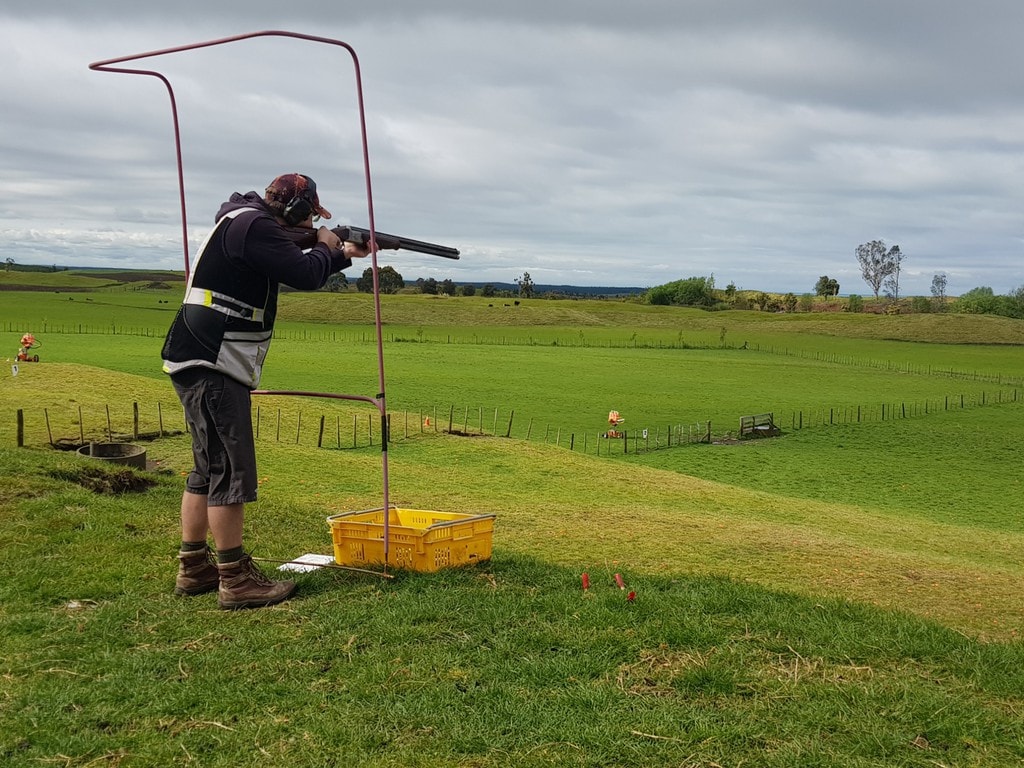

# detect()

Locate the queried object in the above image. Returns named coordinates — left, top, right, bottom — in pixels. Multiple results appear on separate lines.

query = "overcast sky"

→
left=2, top=1, right=1023, bottom=295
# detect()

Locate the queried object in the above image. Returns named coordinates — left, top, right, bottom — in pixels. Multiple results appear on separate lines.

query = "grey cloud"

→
left=1, top=3, right=1022, bottom=294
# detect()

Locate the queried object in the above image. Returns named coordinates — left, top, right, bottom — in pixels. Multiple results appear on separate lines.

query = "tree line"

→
left=643, top=239, right=1024, bottom=318
left=325, top=268, right=550, bottom=299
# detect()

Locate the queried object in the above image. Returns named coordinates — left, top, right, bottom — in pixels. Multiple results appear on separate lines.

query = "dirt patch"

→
left=49, top=466, right=156, bottom=494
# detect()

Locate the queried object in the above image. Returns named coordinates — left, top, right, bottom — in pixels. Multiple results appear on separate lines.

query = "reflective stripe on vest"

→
left=184, top=286, right=266, bottom=322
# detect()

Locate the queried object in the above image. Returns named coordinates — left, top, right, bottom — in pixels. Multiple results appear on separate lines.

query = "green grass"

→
left=7, top=326, right=1023, bottom=448
left=2, top=444, right=1023, bottom=766
left=2, top=284, right=1024, bottom=765
left=630, top=404, right=1024, bottom=533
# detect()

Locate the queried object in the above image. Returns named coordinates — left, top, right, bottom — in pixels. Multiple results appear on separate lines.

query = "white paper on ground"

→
left=278, top=553, right=335, bottom=573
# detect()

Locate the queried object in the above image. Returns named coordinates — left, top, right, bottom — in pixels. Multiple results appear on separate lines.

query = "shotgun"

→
left=285, top=224, right=460, bottom=260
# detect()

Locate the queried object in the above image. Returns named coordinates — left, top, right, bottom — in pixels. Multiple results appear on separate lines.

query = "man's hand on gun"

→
left=316, top=226, right=372, bottom=260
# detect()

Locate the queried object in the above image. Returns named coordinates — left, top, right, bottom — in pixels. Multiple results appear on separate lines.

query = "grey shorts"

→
left=171, top=368, right=258, bottom=506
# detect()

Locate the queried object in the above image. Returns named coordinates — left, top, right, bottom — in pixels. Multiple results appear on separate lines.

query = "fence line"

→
left=10, top=385, right=1021, bottom=460
left=6, top=322, right=1022, bottom=388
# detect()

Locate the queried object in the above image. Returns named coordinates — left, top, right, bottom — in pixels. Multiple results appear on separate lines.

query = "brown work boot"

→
left=174, top=547, right=220, bottom=596
left=217, top=554, right=296, bottom=610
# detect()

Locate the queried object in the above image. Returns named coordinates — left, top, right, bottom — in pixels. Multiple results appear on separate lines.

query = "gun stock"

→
left=284, top=225, right=460, bottom=260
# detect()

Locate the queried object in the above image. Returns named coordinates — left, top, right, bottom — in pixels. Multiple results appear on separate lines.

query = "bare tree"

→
left=515, top=272, right=535, bottom=298
left=855, top=240, right=900, bottom=299
left=882, top=245, right=904, bottom=302
left=930, top=272, right=948, bottom=312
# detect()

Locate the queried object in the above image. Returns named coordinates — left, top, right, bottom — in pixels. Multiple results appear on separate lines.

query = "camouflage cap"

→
left=264, top=173, right=332, bottom=220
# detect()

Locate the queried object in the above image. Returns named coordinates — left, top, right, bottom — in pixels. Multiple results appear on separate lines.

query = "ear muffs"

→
left=281, top=175, right=319, bottom=226
left=282, top=196, right=314, bottom=226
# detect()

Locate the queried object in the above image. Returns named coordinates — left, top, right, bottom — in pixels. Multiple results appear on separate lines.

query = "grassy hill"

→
left=1, top=282, right=1023, bottom=765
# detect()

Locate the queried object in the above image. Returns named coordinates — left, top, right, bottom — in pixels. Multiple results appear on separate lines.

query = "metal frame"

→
left=90, top=30, right=396, bottom=567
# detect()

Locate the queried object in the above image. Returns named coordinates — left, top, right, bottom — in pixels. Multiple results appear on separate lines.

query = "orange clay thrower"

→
left=16, top=333, right=40, bottom=362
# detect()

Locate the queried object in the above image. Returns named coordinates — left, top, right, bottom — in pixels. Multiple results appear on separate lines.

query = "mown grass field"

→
left=1, top=280, right=1023, bottom=766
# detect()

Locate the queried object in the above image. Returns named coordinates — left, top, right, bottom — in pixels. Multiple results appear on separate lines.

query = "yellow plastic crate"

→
left=328, top=507, right=495, bottom=572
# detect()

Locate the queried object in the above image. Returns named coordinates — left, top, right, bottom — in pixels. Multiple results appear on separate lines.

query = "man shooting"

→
left=162, top=173, right=368, bottom=609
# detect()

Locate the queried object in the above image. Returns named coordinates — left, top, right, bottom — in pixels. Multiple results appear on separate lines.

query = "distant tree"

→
left=814, top=275, right=839, bottom=297
left=481, top=284, right=495, bottom=298
left=646, top=284, right=673, bottom=305
left=855, top=240, right=901, bottom=299
left=418, top=277, right=438, bottom=295
left=677, top=276, right=715, bottom=306
left=4, top=257, right=13, bottom=272
left=356, top=269, right=373, bottom=293
left=846, top=294, right=864, bottom=313
left=724, top=282, right=737, bottom=300
left=515, top=272, right=535, bottom=298
left=930, top=272, right=948, bottom=311
left=910, top=296, right=931, bottom=313
left=1008, top=285, right=1024, bottom=319
left=458, top=284, right=476, bottom=297
left=440, top=279, right=456, bottom=295
left=324, top=272, right=348, bottom=292
left=378, top=266, right=405, bottom=294
left=644, top=276, right=715, bottom=308
left=953, top=286, right=1000, bottom=315
left=798, top=293, right=814, bottom=312
left=882, top=246, right=905, bottom=302
left=950, top=286, right=1024, bottom=319
left=782, top=292, right=798, bottom=312
left=356, top=265, right=404, bottom=294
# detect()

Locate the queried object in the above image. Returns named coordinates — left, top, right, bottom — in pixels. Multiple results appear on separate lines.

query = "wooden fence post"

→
left=17, top=409, right=24, bottom=447
left=133, top=402, right=139, bottom=440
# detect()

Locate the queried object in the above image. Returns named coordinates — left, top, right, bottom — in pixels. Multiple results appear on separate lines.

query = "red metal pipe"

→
left=90, top=31, right=394, bottom=566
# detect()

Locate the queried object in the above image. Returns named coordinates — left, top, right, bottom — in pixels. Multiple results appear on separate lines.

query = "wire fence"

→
left=11, top=383, right=1020, bottom=461
left=4, top=321, right=1022, bottom=389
